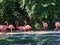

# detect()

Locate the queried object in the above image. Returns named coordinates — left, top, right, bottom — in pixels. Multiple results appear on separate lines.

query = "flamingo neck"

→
left=16, top=22, right=18, bottom=27
left=24, top=22, right=27, bottom=26
left=6, top=22, right=8, bottom=26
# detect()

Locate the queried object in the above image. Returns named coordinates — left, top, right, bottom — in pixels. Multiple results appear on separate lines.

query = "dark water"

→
left=42, top=41, right=60, bottom=45
left=1, top=33, right=60, bottom=45
left=5, top=39, right=60, bottom=45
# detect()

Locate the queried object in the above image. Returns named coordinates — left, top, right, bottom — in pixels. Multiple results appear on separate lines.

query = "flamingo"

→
left=0, top=21, right=8, bottom=35
left=8, top=24, right=15, bottom=32
left=8, top=24, right=15, bottom=36
left=4, top=21, right=15, bottom=36
left=24, top=25, right=32, bottom=31
left=54, top=22, right=60, bottom=31
left=3, top=21, right=15, bottom=33
left=42, top=21, right=48, bottom=30
left=15, top=21, right=25, bottom=31
left=23, top=21, right=32, bottom=31
left=0, top=21, right=8, bottom=32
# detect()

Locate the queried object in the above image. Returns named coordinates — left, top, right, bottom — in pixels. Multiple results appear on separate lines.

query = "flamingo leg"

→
left=1, top=30, right=3, bottom=34
left=11, top=29, right=12, bottom=37
left=1, top=30, right=5, bottom=36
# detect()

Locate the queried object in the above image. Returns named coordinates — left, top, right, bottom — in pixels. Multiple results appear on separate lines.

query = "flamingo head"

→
left=42, top=21, right=44, bottom=23
left=15, top=21, right=18, bottom=24
left=24, top=20, right=27, bottom=26
left=15, top=21, right=19, bottom=27
left=5, top=21, right=8, bottom=26
left=24, top=21, right=27, bottom=23
left=5, top=21, right=8, bottom=24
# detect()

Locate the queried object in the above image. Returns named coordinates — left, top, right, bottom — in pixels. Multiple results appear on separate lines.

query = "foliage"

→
left=0, top=0, right=60, bottom=30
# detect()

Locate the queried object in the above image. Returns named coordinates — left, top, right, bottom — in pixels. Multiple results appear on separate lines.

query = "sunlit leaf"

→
left=0, top=0, right=3, bottom=3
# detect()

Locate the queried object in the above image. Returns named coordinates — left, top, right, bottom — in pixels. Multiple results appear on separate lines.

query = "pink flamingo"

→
left=23, top=21, right=32, bottom=31
left=4, top=21, right=15, bottom=36
left=0, top=21, right=8, bottom=35
left=15, top=21, right=25, bottom=31
left=5, top=21, right=15, bottom=32
left=42, top=21, right=48, bottom=30
left=0, top=21, right=8, bottom=32
left=24, top=25, right=32, bottom=30
left=54, top=22, right=60, bottom=31
left=8, top=24, right=15, bottom=33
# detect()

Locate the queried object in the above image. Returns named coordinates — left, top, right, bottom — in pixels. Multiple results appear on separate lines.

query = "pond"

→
left=0, top=31, right=60, bottom=45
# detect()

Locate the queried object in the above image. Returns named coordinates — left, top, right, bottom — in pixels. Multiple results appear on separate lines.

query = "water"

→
left=5, top=36, right=60, bottom=45
left=0, top=31, right=60, bottom=45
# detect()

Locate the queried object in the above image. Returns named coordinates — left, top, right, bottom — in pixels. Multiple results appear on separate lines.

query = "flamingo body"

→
left=16, top=26, right=24, bottom=31
left=55, top=22, right=60, bottom=28
left=54, top=22, right=60, bottom=31
left=8, top=25, right=15, bottom=29
left=25, top=25, right=32, bottom=30
left=43, top=23, right=48, bottom=28
left=0, top=25, right=7, bottom=31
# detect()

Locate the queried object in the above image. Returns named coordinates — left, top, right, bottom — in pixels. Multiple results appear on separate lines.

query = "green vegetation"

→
left=0, top=0, right=60, bottom=30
